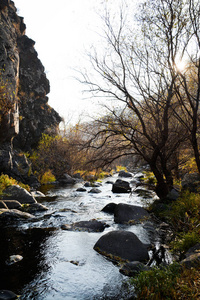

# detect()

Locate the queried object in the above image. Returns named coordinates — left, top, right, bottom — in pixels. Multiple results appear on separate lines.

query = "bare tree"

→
left=173, top=0, right=200, bottom=173
left=79, top=0, right=192, bottom=198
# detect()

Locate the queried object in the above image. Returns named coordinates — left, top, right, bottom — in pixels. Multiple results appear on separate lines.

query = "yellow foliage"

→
left=39, top=170, right=56, bottom=184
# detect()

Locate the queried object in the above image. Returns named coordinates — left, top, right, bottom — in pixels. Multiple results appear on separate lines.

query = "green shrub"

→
left=131, top=263, right=181, bottom=300
left=170, top=230, right=200, bottom=254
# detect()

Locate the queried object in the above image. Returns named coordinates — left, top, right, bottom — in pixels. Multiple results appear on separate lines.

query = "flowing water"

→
left=0, top=173, right=159, bottom=299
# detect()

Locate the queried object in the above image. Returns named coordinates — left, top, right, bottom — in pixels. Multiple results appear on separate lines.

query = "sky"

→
left=14, top=0, right=109, bottom=126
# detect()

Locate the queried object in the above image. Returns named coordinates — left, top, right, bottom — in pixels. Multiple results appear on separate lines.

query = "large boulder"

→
left=0, top=209, right=35, bottom=220
left=114, top=203, right=150, bottom=224
left=101, top=203, right=117, bottom=214
left=118, top=170, right=132, bottom=178
left=181, top=172, right=200, bottom=193
left=112, top=179, right=131, bottom=193
left=2, top=200, right=22, bottom=209
left=58, top=174, right=76, bottom=185
left=94, top=230, right=149, bottom=262
left=61, top=219, right=108, bottom=233
left=3, top=185, right=36, bottom=204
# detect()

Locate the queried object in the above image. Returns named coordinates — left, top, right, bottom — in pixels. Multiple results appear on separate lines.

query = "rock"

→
left=0, top=209, right=35, bottom=220
left=181, top=243, right=200, bottom=268
left=2, top=200, right=22, bottom=209
left=88, top=188, right=101, bottom=194
left=73, top=172, right=83, bottom=180
left=134, top=188, right=153, bottom=198
left=105, top=180, right=114, bottom=184
left=112, top=179, right=131, bottom=193
left=166, top=188, right=180, bottom=200
left=118, top=170, right=132, bottom=178
left=181, top=172, right=200, bottom=193
left=181, top=252, right=200, bottom=269
left=58, top=173, right=76, bottom=185
left=0, top=0, right=10, bottom=10
left=22, top=203, right=48, bottom=213
left=76, top=187, right=87, bottom=192
left=114, top=203, right=150, bottom=224
left=84, top=182, right=92, bottom=187
left=31, top=191, right=45, bottom=198
left=6, top=254, right=23, bottom=265
left=101, top=203, right=117, bottom=214
left=0, top=290, right=17, bottom=300
left=119, top=261, right=150, bottom=277
left=61, top=219, right=108, bottom=232
left=94, top=230, right=149, bottom=262
left=3, top=185, right=36, bottom=204
left=0, top=201, right=8, bottom=209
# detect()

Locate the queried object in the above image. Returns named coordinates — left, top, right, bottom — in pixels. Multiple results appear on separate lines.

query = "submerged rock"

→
left=112, top=179, right=131, bottom=193
left=114, top=203, right=150, bottom=224
left=94, top=230, right=149, bottom=263
left=61, top=219, right=109, bottom=232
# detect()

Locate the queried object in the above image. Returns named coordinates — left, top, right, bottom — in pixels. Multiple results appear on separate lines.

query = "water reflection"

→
left=0, top=227, right=56, bottom=295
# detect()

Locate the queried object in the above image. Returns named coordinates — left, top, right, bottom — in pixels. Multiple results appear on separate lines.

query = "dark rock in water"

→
left=2, top=200, right=22, bottom=209
left=94, top=230, right=149, bottom=262
left=102, top=203, right=117, bottom=214
left=0, top=290, right=17, bottom=300
left=22, top=203, right=48, bottom=213
left=76, top=187, right=87, bottom=192
left=181, top=172, right=200, bottom=193
left=3, top=185, right=36, bottom=204
left=105, top=180, right=113, bottom=185
left=61, top=219, right=109, bottom=232
left=84, top=182, right=92, bottom=187
left=114, top=203, right=150, bottom=224
left=88, top=188, right=101, bottom=194
left=112, top=179, right=131, bottom=193
left=119, top=261, right=150, bottom=277
left=58, top=173, right=76, bottom=185
left=118, top=170, right=132, bottom=178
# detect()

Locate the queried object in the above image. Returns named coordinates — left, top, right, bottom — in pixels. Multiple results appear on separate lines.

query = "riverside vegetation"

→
left=2, top=0, right=200, bottom=298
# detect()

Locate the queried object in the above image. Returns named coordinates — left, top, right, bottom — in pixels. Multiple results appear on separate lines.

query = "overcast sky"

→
left=14, top=0, right=138, bottom=126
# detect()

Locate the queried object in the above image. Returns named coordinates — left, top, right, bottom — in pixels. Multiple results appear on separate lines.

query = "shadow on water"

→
left=0, top=226, right=56, bottom=295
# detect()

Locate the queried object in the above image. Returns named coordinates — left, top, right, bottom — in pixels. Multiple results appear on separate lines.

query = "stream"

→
left=0, top=173, right=160, bottom=299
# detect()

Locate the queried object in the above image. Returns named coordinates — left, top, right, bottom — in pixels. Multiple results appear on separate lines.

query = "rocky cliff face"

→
left=0, top=0, right=62, bottom=184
